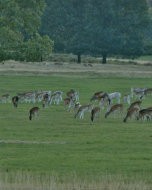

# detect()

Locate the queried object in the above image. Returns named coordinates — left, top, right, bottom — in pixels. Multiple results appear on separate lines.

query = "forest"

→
left=1, top=0, right=152, bottom=63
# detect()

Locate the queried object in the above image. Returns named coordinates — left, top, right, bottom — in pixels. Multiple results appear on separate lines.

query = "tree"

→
left=0, top=0, right=53, bottom=61
left=41, top=0, right=150, bottom=63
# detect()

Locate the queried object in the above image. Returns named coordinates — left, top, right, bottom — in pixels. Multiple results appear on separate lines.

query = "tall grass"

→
left=0, top=171, right=151, bottom=190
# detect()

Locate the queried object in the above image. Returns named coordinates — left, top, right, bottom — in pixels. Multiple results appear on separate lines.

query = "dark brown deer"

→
left=12, top=96, right=19, bottom=108
left=29, top=107, right=39, bottom=120
left=91, top=107, right=100, bottom=122
left=105, top=104, right=123, bottom=118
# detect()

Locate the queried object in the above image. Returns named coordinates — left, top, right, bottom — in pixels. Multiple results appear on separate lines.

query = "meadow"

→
left=0, top=72, right=152, bottom=189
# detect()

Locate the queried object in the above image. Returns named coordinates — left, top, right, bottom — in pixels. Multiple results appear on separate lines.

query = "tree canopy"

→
left=0, top=0, right=53, bottom=61
left=41, top=0, right=150, bottom=63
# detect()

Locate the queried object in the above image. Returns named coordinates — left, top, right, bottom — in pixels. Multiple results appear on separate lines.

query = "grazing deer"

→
left=127, top=100, right=142, bottom=111
left=108, top=92, right=121, bottom=104
left=12, top=96, right=19, bottom=108
left=42, top=93, right=50, bottom=108
left=75, top=104, right=93, bottom=119
left=137, top=108, right=152, bottom=121
left=131, top=88, right=146, bottom=99
left=98, top=93, right=111, bottom=111
left=90, top=91, right=104, bottom=101
left=123, top=107, right=139, bottom=123
left=91, top=107, right=100, bottom=122
left=29, top=107, right=39, bottom=120
left=64, top=97, right=75, bottom=112
left=144, top=88, right=152, bottom=96
left=0, top=94, right=11, bottom=103
left=50, top=91, right=63, bottom=105
left=66, top=89, right=79, bottom=101
left=105, top=104, right=123, bottom=118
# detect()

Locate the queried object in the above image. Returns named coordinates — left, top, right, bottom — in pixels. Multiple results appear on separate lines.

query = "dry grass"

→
left=0, top=60, right=152, bottom=78
left=0, top=172, right=151, bottom=190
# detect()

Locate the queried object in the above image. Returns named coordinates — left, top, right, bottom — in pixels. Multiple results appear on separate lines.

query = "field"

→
left=0, top=61, right=152, bottom=189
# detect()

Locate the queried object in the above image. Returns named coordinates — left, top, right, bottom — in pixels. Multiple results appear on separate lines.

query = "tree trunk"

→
left=77, top=53, right=81, bottom=64
left=102, top=53, right=107, bottom=64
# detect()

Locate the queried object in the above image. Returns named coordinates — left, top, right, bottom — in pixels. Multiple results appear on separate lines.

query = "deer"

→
left=90, top=91, right=105, bottom=102
left=127, top=100, right=142, bottom=111
left=42, top=93, right=50, bottom=108
left=12, top=96, right=19, bottom=108
left=75, top=104, right=93, bottom=119
left=123, top=94, right=131, bottom=105
left=131, top=87, right=146, bottom=100
left=66, top=89, right=79, bottom=102
left=123, top=107, right=140, bottom=123
left=63, top=97, right=76, bottom=112
left=91, top=107, right=100, bottom=122
left=108, top=92, right=121, bottom=104
left=29, top=107, right=40, bottom=120
left=137, top=108, right=152, bottom=121
left=105, top=104, right=123, bottom=118
left=50, top=91, right=63, bottom=105
left=144, top=88, right=152, bottom=96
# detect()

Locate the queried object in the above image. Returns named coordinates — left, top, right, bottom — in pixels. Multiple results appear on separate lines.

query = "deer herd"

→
left=0, top=87, right=152, bottom=122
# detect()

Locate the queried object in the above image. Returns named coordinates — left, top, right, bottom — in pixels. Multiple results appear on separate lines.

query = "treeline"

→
left=1, top=0, right=152, bottom=63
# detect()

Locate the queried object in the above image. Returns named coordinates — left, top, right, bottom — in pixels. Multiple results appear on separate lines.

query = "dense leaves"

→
left=0, top=0, right=53, bottom=61
left=41, top=0, right=150, bottom=63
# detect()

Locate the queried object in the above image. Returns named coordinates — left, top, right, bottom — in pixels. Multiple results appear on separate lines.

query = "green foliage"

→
left=21, top=34, right=54, bottom=61
left=0, top=0, right=54, bottom=62
left=41, top=0, right=150, bottom=63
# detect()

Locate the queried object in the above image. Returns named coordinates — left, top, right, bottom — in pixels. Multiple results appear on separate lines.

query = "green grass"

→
left=0, top=75, right=152, bottom=184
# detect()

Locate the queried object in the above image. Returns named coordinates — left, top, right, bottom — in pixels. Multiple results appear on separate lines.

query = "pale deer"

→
left=108, top=92, right=121, bottom=104
left=29, top=107, right=39, bottom=120
left=123, top=94, right=131, bottom=105
left=144, top=88, right=152, bottom=96
left=91, top=107, right=100, bottom=122
left=50, top=91, right=63, bottom=105
left=66, top=89, right=79, bottom=101
left=105, top=104, right=123, bottom=118
left=12, top=96, right=19, bottom=108
left=0, top=94, right=11, bottom=103
left=123, top=107, right=139, bottom=123
left=131, top=87, right=146, bottom=99
left=75, top=104, right=93, bottom=119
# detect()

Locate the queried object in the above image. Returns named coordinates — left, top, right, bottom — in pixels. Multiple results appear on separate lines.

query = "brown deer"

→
left=90, top=91, right=104, bottom=101
left=123, top=107, right=139, bottom=123
left=12, top=96, right=19, bottom=108
left=91, top=107, right=100, bottom=122
left=29, top=107, right=39, bottom=120
left=137, top=108, right=152, bottom=121
left=127, top=100, right=142, bottom=111
left=105, top=104, right=123, bottom=118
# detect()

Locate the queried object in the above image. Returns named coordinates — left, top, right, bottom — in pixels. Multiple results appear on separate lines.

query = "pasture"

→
left=0, top=65, right=152, bottom=189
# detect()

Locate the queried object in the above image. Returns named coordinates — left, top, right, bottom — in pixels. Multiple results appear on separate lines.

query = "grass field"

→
left=0, top=69, right=152, bottom=189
